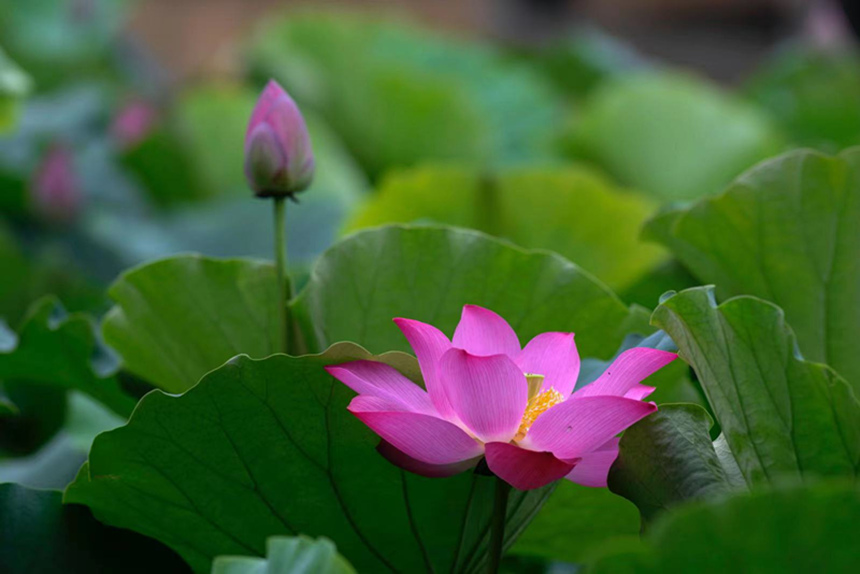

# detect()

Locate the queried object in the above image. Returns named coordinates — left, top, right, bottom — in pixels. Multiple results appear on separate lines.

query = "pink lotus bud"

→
left=31, top=145, right=82, bottom=224
left=111, top=99, right=158, bottom=150
left=244, top=80, right=314, bottom=198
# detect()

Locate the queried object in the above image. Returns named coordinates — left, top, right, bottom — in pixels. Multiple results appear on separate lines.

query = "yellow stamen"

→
left=515, top=387, right=564, bottom=441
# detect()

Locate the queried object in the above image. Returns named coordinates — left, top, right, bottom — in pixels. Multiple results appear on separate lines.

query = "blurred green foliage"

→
left=346, top=165, right=665, bottom=290
left=565, top=72, right=786, bottom=201
left=588, top=481, right=860, bottom=574
left=0, top=0, right=131, bottom=87
left=0, top=48, right=32, bottom=133
left=746, top=46, right=860, bottom=151
left=525, top=28, right=650, bottom=101
left=212, top=536, right=355, bottom=574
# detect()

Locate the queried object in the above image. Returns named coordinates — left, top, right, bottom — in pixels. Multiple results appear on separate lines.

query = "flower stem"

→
left=487, top=477, right=511, bottom=574
left=273, top=196, right=289, bottom=354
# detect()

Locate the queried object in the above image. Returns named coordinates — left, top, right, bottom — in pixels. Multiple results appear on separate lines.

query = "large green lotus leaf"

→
left=102, top=256, right=279, bottom=393
left=102, top=225, right=646, bottom=394
left=292, top=225, right=647, bottom=360
left=745, top=47, right=860, bottom=151
left=645, top=148, right=860, bottom=390
left=66, top=345, right=554, bottom=574
left=345, top=166, right=666, bottom=290
left=652, top=287, right=860, bottom=485
left=247, top=12, right=561, bottom=176
left=608, top=404, right=736, bottom=524
left=0, top=483, right=190, bottom=573
left=569, top=72, right=783, bottom=201
left=0, top=297, right=134, bottom=417
left=588, top=481, right=860, bottom=574
left=212, top=536, right=354, bottom=574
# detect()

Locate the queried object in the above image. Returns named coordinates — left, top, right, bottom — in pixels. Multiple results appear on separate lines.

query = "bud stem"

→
left=273, top=196, right=290, bottom=354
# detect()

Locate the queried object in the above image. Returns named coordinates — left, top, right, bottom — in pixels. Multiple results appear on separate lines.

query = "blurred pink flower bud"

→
left=31, top=145, right=82, bottom=224
left=111, top=99, right=158, bottom=150
left=244, top=80, right=314, bottom=198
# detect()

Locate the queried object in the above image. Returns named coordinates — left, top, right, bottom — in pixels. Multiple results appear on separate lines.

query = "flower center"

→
left=515, top=374, right=564, bottom=441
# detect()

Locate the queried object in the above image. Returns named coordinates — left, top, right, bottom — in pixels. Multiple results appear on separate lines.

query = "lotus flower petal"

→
left=624, top=384, right=657, bottom=401
left=516, top=332, right=579, bottom=396
left=325, top=361, right=434, bottom=415
left=523, top=396, right=656, bottom=460
left=440, top=349, right=528, bottom=443
left=564, top=437, right=620, bottom=488
left=485, top=442, right=575, bottom=490
left=377, top=440, right=481, bottom=478
left=574, top=347, right=676, bottom=399
left=348, top=396, right=482, bottom=465
left=452, top=305, right=520, bottom=358
left=393, top=318, right=455, bottom=418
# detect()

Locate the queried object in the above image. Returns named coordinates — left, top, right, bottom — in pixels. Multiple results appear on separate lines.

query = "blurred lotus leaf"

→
left=0, top=0, right=130, bottom=86
left=567, top=72, right=785, bottom=201
left=346, top=164, right=665, bottom=291
left=588, top=481, right=860, bottom=574
left=529, top=28, right=650, bottom=101
left=212, top=535, right=355, bottom=574
left=746, top=46, right=860, bottom=152
left=0, top=483, right=190, bottom=574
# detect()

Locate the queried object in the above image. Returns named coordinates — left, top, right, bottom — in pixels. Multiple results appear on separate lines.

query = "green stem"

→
left=273, top=196, right=289, bottom=354
left=487, top=478, right=511, bottom=574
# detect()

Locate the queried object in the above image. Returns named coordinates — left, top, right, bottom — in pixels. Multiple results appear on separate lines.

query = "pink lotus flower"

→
left=245, top=80, right=314, bottom=198
left=326, top=305, right=676, bottom=490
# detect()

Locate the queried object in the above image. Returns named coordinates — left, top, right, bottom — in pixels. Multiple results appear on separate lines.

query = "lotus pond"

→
left=1, top=2, right=859, bottom=573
